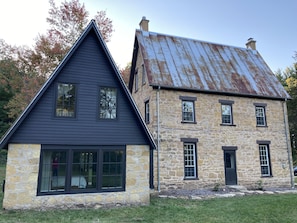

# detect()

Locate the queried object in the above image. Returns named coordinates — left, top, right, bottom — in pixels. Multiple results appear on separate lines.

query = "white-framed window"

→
left=254, top=103, right=267, bottom=127
left=145, top=100, right=150, bottom=123
left=219, top=100, right=234, bottom=125
left=180, top=96, right=197, bottom=123
left=99, top=87, right=117, bottom=119
left=258, top=142, right=272, bottom=177
left=184, top=143, right=197, bottom=179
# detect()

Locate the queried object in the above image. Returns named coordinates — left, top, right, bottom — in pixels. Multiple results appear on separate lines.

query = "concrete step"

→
left=226, top=185, right=248, bottom=192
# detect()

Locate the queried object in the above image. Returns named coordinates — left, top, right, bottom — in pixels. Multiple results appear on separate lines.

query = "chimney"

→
left=246, top=38, right=256, bottom=50
left=139, top=16, right=149, bottom=31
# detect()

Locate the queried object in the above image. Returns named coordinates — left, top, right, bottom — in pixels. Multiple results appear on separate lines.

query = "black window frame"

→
left=99, top=86, right=118, bottom=120
left=179, top=96, right=197, bottom=124
left=55, top=82, right=77, bottom=118
left=219, top=99, right=235, bottom=126
left=134, top=68, right=139, bottom=92
left=254, top=103, right=267, bottom=127
left=181, top=138, right=198, bottom=180
left=142, top=64, right=146, bottom=85
left=37, top=145, right=126, bottom=196
left=257, top=140, right=272, bottom=177
left=144, top=100, right=150, bottom=124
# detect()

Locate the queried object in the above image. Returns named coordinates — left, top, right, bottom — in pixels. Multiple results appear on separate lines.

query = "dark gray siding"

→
left=10, top=30, right=150, bottom=146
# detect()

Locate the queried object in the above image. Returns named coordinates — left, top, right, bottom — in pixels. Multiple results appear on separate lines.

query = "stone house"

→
left=0, top=20, right=156, bottom=210
left=128, top=17, right=293, bottom=191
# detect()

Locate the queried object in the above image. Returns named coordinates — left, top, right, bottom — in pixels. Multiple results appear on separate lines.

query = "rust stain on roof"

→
left=136, top=30, right=290, bottom=99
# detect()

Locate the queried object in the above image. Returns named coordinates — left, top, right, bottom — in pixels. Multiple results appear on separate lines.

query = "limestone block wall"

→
left=153, top=90, right=292, bottom=190
left=133, top=84, right=292, bottom=191
left=3, top=144, right=150, bottom=210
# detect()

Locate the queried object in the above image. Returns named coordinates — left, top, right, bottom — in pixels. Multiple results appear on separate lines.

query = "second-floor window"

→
left=56, top=83, right=76, bottom=117
left=99, top=87, right=117, bottom=119
left=254, top=103, right=267, bottom=127
left=219, top=100, right=234, bottom=125
left=145, top=100, right=150, bottom=123
left=180, top=96, right=197, bottom=123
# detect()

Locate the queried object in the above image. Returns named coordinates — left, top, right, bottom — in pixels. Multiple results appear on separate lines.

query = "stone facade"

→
left=132, top=50, right=293, bottom=191
left=3, top=144, right=150, bottom=210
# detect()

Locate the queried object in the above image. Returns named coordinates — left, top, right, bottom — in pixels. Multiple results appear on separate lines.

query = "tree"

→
left=120, top=62, right=131, bottom=86
left=276, top=53, right=297, bottom=163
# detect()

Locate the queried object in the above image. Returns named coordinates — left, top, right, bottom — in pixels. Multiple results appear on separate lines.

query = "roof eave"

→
left=150, top=84, right=291, bottom=101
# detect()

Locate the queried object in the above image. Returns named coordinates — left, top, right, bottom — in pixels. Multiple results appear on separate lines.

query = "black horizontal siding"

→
left=10, top=30, right=150, bottom=146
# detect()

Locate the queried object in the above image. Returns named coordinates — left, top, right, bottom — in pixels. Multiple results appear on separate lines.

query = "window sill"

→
left=260, top=175, right=273, bottom=178
left=183, top=177, right=199, bottom=180
left=181, top=121, right=197, bottom=124
left=220, top=124, right=236, bottom=127
left=256, top=125, right=268, bottom=128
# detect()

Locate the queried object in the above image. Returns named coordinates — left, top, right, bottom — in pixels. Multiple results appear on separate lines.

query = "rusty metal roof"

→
left=135, top=30, right=290, bottom=99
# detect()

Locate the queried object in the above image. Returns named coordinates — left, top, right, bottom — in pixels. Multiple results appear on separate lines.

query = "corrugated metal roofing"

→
left=136, top=30, right=290, bottom=99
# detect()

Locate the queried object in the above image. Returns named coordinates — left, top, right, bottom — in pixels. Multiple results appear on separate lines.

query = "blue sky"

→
left=0, top=0, right=296, bottom=72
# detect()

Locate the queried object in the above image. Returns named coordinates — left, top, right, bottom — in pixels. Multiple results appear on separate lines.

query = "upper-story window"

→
left=142, top=64, right=146, bottom=85
left=99, top=87, right=117, bottom=119
left=219, top=100, right=234, bottom=125
left=56, top=83, right=76, bottom=117
left=145, top=100, right=150, bottom=123
left=179, top=96, right=197, bottom=123
left=134, top=68, right=139, bottom=92
left=254, top=103, right=267, bottom=127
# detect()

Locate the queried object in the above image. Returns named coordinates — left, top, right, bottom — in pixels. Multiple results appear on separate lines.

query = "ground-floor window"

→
left=38, top=145, right=125, bottom=195
left=181, top=138, right=198, bottom=179
left=257, top=141, right=272, bottom=177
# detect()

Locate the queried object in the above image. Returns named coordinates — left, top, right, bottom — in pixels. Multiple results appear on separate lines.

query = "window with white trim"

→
left=258, top=143, right=272, bottom=177
left=180, top=96, right=197, bottom=123
left=254, top=103, right=267, bottom=127
left=184, top=143, right=197, bottom=179
left=219, top=100, right=234, bottom=125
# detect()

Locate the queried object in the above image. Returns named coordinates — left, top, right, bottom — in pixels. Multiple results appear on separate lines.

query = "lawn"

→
left=1, top=163, right=297, bottom=223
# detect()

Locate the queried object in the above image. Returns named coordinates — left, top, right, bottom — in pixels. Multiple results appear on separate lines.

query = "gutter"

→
left=283, top=99, right=294, bottom=188
left=157, top=86, right=161, bottom=192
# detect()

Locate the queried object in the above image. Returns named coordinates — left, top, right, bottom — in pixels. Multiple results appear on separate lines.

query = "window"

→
left=257, top=141, right=272, bottom=177
left=254, top=103, right=267, bottom=126
left=219, top=100, right=234, bottom=125
left=99, top=87, right=117, bottom=119
left=181, top=138, right=198, bottom=179
left=179, top=96, right=197, bottom=123
left=134, top=68, right=138, bottom=92
left=56, top=83, right=76, bottom=117
left=142, top=64, right=146, bottom=85
left=145, top=100, right=150, bottom=123
left=38, top=146, right=125, bottom=195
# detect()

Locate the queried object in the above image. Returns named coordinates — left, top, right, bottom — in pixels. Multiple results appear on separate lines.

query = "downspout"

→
left=283, top=98, right=294, bottom=188
left=157, top=86, right=161, bottom=192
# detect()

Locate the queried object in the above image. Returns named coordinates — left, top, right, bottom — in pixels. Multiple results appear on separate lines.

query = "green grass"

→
left=1, top=163, right=297, bottom=223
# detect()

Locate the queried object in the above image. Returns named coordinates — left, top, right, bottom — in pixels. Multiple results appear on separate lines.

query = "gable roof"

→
left=130, top=29, right=290, bottom=100
left=0, top=20, right=156, bottom=150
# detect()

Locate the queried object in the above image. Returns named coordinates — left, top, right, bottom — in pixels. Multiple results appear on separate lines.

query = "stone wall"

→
left=3, top=144, right=150, bottom=210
